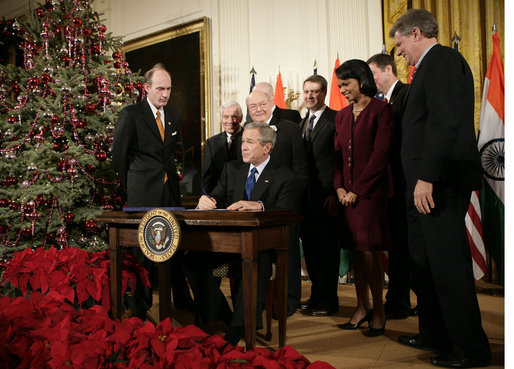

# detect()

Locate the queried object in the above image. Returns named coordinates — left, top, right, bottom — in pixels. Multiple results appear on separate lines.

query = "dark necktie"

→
left=244, top=167, right=258, bottom=200
left=226, top=133, right=234, bottom=158
left=305, top=114, right=316, bottom=141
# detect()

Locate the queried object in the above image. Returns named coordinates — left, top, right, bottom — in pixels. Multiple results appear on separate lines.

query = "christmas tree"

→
left=0, top=0, right=143, bottom=258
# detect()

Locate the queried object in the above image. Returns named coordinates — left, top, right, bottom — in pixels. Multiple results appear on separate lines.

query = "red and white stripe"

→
left=465, top=190, right=487, bottom=280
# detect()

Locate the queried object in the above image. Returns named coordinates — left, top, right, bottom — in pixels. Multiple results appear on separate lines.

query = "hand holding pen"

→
left=198, top=190, right=217, bottom=210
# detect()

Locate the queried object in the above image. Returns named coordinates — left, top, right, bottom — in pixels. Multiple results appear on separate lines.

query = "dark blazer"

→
left=401, top=44, right=481, bottom=194
left=184, top=157, right=294, bottom=328
left=201, top=130, right=242, bottom=194
left=273, top=106, right=302, bottom=123
left=211, top=158, right=295, bottom=211
left=389, top=81, right=409, bottom=193
left=267, top=117, right=309, bottom=204
left=299, top=106, right=340, bottom=308
left=300, top=107, right=338, bottom=207
left=400, top=44, right=490, bottom=360
left=112, top=98, right=181, bottom=207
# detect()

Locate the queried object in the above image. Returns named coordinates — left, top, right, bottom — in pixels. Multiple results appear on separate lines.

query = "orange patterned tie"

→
left=155, top=111, right=168, bottom=183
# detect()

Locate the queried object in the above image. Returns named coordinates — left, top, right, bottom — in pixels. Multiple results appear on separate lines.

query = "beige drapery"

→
left=382, top=0, right=505, bottom=131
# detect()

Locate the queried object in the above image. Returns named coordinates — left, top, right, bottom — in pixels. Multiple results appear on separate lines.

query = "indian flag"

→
left=477, top=32, right=505, bottom=284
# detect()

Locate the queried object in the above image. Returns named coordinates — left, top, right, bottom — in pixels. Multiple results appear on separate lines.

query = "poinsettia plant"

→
left=0, top=247, right=336, bottom=369
left=0, top=246, right=150, bottom=316
left=0, top=293, right=335, bottom=369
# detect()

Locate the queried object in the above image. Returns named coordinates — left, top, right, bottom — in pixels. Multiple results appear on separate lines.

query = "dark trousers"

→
left=407, top=188, right=491, bottom=360
left=288, top=222, right=301, bottom=309
left=182, top=251, right=272, bottom=329
left=385, top=195, right=413, bottom=313
left=301, top=210, right=340, bottom=308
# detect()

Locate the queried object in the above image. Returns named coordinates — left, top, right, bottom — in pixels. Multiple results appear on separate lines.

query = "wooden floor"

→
left=149, top=280, right=504, bottom=369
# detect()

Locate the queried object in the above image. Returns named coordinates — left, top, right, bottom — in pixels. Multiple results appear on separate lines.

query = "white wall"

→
left=1, top=0, right=384, bottom=135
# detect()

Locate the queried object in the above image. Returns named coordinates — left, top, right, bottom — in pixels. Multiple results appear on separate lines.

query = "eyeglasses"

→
left=248, top=101, right=268, bottom=111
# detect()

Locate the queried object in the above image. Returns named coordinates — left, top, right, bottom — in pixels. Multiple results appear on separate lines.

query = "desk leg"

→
left=241, top=231, right=258, bottom=350
left=109, top=226, right=122, bottom=320
left=158, top=259, right=172, bottom=321
left=277, top=224, right=289, bottom=347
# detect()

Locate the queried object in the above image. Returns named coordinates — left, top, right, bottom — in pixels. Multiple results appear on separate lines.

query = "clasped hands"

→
left=336, top=188, right=358, bottom=207
left=198, top=195, right=263, bottom=211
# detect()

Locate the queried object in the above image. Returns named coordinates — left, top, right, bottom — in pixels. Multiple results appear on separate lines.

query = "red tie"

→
left=384, top=97, right=388, bottom=103
left=408, top=66, right=417, bottom=84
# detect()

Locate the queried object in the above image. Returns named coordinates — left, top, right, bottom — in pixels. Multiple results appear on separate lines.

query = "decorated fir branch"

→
left=0, top=0, right=144, bottom=257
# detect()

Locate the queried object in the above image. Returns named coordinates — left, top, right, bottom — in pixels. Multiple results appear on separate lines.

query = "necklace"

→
left=353, top=107, right=364, bottom=113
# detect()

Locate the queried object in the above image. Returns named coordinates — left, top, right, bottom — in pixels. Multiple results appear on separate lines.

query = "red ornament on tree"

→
left=85, top=103, right=96, bottom=113
left=72, top=17, right=82, bottom=27
left=95, top=150, right=107, bottom=162
left=64, top=212, right=75, bottom=223
left=85, top=220, right=100, bottom=235
left=82, top=28, right=91, bottom=37
left=36, top=8, right=46, bottom=18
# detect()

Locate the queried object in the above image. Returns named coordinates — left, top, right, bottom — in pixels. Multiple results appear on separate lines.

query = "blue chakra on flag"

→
left=138, top=209, right=181, bottom=262
left=480, top=138, right=504, bottom=181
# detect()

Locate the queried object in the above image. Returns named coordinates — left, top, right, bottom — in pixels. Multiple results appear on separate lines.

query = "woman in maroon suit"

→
left=333, top=59, right=394, bottom=337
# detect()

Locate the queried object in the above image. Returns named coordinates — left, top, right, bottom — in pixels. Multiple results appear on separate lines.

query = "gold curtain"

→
left=383, top=0, right=505, bottom=131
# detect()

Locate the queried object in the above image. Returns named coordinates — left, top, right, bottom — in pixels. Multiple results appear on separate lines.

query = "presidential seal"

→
left=138, top=209, right=181, bottom=262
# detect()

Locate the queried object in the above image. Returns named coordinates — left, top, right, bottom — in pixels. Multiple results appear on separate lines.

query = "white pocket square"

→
left=171, top=131, right=177, bottom=136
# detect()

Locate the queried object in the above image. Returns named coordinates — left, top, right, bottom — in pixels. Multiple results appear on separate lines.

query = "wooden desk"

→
left=96, top=210, right=297, bottom=350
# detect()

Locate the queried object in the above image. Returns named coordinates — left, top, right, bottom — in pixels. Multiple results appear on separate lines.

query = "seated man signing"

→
left=184, top=122, right=295, bottom=345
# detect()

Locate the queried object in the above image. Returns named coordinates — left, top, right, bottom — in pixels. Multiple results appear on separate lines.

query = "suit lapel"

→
left=390, top=82, right=402, bottom=105
left=310, top=109, right=329, bottom=142
left=250, top=161, right=274, bottom=201
left=163, top=106, right=179, bottom=145
left=141, top=99, right=164, bottom=142
left=269, top=116, right=280, bottom=130
left=235, top=163, right=249, bottom=200
left=403, top=45, right=437, bottom=105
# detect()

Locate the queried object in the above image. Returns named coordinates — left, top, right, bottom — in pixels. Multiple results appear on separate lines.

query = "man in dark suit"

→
left=201, top=101, right=243, bottom=194
left=112, top=63, right=193, bottom=312
left=297, top=75, right=340, bottom=316
left=367, top=53, right=413, bottom=320
left=390, top=9, right=491, bottom=368
left=252, top=82, right=302, bottom=123
left=246, top=89, right=308, bottom=316
left=113, top=63, right=182, bottom=207
left=184, top=122, right=295, bottom=345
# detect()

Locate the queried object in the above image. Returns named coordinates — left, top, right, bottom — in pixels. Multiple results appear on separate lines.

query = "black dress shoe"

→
left=398, top=335, right=435, bottom=351
left=300, top=299, right=315, bottom=311
left=287, top=305, right=297, bottom=317
left=302, top=304, right=338, bottom=317
left=366, top=321, right=385, bottom=337
left=174, top=300, right=196, bottom=313
left=385, top=309, right=410, bottom=320
left=225, top=326, right=244, bottom=346
left=337, top=310, right=372, bottom=330
left=430, top=352, right=491, bottom=368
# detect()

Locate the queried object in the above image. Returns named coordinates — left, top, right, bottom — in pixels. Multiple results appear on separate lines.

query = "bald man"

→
left=249, top=82, right=302, bottom=123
